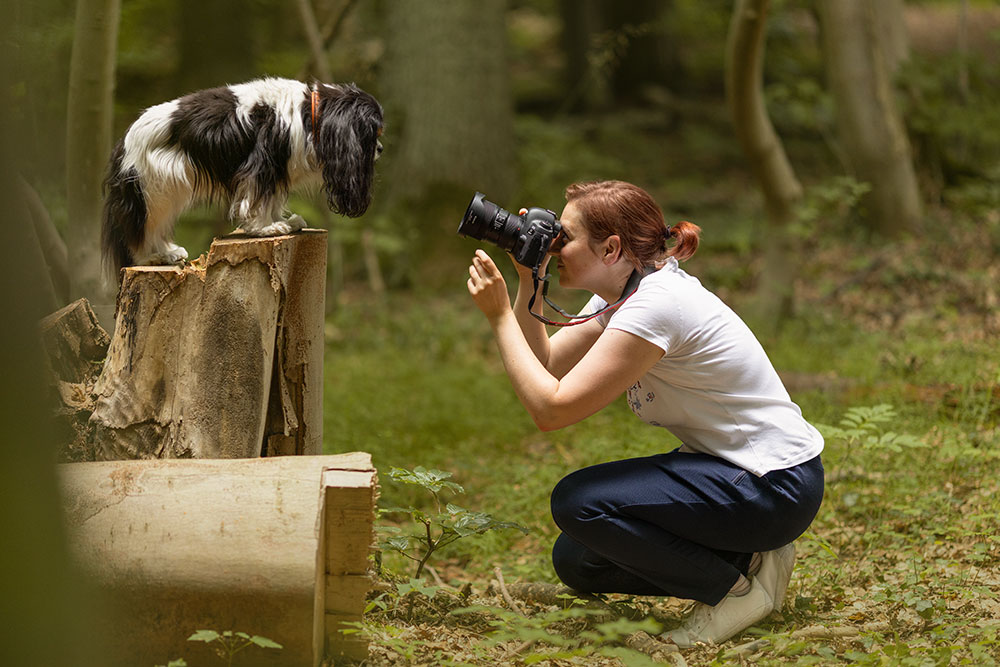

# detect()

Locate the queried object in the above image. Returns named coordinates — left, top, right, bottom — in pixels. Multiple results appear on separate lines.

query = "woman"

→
left=466, top=180, right=824, bottom=646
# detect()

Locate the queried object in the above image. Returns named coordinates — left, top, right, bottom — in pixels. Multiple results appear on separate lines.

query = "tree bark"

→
left=65, top=0, right=119, bottom=328
left=818, top=0, right=923, bottom=236
left=725, top=0, right=802, bottom=327
left=59, top=453, right=377, bottom=666
left=89, top=231, right=327, bottom=460
left=381, top=0, right=516, bottom=202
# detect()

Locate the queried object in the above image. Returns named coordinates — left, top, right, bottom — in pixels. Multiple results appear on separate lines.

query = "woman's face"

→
left=552, top=201, right=603, bottom=290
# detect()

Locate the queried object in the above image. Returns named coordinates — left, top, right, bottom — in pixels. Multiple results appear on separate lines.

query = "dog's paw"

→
left=166, top=243, right=189, bottom=264
left=286, top=214, right=307, bottom=231
left=245, top=220, right=294, bottom=237
left=142, top=245, right=188, bottom=267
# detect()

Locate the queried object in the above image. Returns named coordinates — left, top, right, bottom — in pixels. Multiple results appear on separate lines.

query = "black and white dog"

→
left=101, top=77, right=384, bottom=279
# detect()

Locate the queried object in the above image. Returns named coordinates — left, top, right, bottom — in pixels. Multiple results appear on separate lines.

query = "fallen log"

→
left=88, top=230, right=327, bottom=459
left=59, top=452, right=377, bottom=666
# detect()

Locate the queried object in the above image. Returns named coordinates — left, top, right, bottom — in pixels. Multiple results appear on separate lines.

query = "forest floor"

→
left=322, top=210, right=1000, bottom=666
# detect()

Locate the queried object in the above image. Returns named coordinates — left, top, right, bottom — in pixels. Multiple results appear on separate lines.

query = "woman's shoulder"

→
left=639, top=258, right=707, bottom=298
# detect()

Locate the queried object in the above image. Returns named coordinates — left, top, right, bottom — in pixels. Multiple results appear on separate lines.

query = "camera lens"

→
left=458, top=193, right=522, bottom=252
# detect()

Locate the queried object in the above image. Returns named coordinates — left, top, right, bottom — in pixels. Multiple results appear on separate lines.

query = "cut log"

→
left=39, top=298, right=110, bottom=388
left=59, top=452, right=377, bottom=666
left=39, top=299, right=111, bottom=460
left=88, top=230, right=326, bottom=460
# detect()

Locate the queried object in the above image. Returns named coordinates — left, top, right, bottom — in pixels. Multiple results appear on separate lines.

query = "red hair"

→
left=564, top=181, right=700, bottom=268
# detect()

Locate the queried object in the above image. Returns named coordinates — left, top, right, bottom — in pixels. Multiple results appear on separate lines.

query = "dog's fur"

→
left=101, top=77, right=383, bottom=280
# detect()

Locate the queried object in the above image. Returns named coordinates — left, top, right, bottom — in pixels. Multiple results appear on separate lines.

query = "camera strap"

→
left=527, top=268, right=646, bottom=328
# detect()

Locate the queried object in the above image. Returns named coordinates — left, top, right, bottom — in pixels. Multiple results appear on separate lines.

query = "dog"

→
left=101, top=77, right=384, bottom=280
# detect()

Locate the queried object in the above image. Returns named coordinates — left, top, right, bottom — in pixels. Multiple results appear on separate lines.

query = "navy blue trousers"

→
left=550, top=451, right=824, bottom=605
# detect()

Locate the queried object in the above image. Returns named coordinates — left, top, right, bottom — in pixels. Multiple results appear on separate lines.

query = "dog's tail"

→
left=101, top=138, right=147, bottom=284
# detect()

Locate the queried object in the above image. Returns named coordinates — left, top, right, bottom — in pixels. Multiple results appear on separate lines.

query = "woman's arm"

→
left=510, top=256, right=605, bottom=378
left=469, top=250, right=663, bottom=430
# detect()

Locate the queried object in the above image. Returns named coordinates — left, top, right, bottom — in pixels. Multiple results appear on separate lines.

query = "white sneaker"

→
left=663, top=577, right=774, bottom=647
left=754, top=543, right=796, bottom=611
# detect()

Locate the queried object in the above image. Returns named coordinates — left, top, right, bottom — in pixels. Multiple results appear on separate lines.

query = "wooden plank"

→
left=320, top=463, right=376, bottom=660
left=325, top=574, right=373, bottom=615
left=323, top=469, right=378, bottom=576
left=60, top=453, right=375, bottom=667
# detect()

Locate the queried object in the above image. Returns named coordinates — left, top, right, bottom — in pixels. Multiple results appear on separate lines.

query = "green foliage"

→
left=817, top=404, right=927, bottom=452
left=362, top=582, right=668, bottom=666
left=378, top=466, right=528, bottom=578
left=155, top=630, right=282, bottom=667
left=453, top=603, right=663, bottom=666
left=185, top=630, right=282, bottom=666
left=793, top=176, right=871, bottom=240
left=815, top=404, right=927, bottom=480
left=897, top=48, right=1000, bottom=207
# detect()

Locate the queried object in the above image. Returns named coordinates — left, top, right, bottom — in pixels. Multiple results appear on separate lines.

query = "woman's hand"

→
left=467, top=249, right=512, bottom=323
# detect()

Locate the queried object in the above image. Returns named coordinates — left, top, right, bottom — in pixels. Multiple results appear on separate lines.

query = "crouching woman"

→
left=465, top=180, right=824, bottom=646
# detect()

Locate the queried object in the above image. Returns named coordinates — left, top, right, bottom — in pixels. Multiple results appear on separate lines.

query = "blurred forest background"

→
left=3, top=0, right=1000, bottom=665
left=6, top=0, right=1000, bottom=320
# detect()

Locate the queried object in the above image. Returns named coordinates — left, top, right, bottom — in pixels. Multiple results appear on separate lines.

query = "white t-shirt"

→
left=583, top=258, right=824, bottom=476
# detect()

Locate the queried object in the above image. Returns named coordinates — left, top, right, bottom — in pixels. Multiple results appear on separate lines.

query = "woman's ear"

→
left=602, top=235, right=623, bottom=265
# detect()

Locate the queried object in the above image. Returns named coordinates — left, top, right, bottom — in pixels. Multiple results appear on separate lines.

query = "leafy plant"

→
left=453, top=601, right=664, bottom=666
left=186, top=630, right=282, bottom=666
left=815, top=404, right=926, bottom=474
left=378, top=466, right=528, bottom=578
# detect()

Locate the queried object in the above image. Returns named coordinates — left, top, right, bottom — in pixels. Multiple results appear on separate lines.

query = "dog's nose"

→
left=375, top=141, right=383, bottom=160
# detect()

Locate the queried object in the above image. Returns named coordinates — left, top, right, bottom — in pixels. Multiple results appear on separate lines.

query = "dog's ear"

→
left=317, top=86, right=383, bottom=218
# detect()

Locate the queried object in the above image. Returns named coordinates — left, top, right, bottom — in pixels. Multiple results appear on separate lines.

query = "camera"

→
left=457, top=192, right=562, bottom=273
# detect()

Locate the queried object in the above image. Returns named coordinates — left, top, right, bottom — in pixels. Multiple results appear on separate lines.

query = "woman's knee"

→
left=550, top=533, right=591, bottom=592
left=549, top=468, right=595, bottom=531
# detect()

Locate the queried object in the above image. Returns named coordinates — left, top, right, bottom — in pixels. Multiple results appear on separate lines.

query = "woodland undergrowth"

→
left=324, top=211, right=1000, bottom=666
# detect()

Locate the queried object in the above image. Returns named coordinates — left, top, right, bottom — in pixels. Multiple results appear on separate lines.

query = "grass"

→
left=321, top=220, right=1000, bottom=665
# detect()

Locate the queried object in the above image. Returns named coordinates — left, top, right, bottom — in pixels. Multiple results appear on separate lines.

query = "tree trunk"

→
left=21, top=176, right=70, bottom=305
left=176, top=0, right=256, bottom=92
left=818, top=0, right=923, bottom=237
left=65, top=0, right=120, bottom=328
left=89, top=231, right=327, bottom=460
left=725, top=0, right=802, bottom=327
left=59, top=453, right=377, bottom=666
left=381, top=0, right=516, bottom=202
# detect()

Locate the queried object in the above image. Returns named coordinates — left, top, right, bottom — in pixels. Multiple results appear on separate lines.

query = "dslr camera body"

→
left=458, top=192, right=561, bottom=274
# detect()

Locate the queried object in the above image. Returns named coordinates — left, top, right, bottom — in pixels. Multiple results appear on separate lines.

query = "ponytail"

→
left=666, top=220, right=700, bottom=262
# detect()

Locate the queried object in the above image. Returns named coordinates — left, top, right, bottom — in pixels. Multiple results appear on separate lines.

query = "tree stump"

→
left=89, top=230, right=327, bottom=459
left=59, top=452, right=377, bottom=666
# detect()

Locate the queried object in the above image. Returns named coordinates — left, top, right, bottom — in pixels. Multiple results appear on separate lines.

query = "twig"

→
left=788, top=620, right=891, bottom=639
left=493, top=565, right=525, bottom=616
left=723, top=638, right=771, bottom=658
left=625, top=631, right=683, bottom=664
left=789, top=625, right=859, bottom=639
left=504, top=638, right=538, bottom=660
left=424, top=565, right=454, bottom=590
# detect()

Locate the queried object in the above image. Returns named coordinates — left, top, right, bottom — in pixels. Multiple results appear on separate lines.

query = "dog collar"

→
left=310, top=89, right=320, bottom=145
